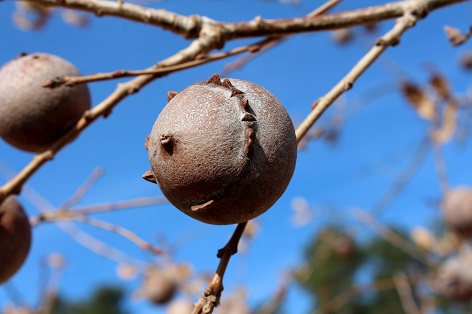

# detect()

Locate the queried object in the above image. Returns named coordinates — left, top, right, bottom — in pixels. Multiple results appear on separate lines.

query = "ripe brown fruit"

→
left=0, top=197, right=32, bottom=283
left=145, top=74, right=297, bottom=225
left=0, top=53, right=91, bottom=152
left=435, top=250, right=472, bottom=302
left=441, top=187, right=472, bottom=237
left=137, top=268, right=177, bottom=305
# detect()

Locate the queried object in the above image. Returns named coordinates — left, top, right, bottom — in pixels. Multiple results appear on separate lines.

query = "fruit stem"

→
left=192, top=221, right=248, bottom=314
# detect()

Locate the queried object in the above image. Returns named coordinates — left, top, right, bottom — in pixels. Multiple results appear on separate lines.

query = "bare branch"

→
left=60, top=167, right=104, bottom=209
left=351, top=208, right=431, bottom=266
left=192, top=222, right=248, bottom=314
left=71, top=216, right=163, bottom=255
left=42, top=44, right=254, bottom=87
left=393, top=272, right=421, bottom=314
left=31, top=196, right=168, bottom=226
left=295, top=3, right=432, bottom=142
left=31, top=0, right=203, bottom=38
left=224, top=0, right=468, bottom=39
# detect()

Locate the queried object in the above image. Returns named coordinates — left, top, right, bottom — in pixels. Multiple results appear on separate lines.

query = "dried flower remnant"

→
left=145, top=74, right=297, bottom=225
left=444, top=25, right=472, bottom=46
left=401, top=82, right=436, bottom=120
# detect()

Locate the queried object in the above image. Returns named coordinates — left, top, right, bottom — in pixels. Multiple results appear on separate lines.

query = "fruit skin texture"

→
left=442, top=187, right=472, bottom=237
left=0, top=53, right=91, bottom=152
left=147, top=74, right=297, bottom=225
left=0, top=197, right=32, bottom=283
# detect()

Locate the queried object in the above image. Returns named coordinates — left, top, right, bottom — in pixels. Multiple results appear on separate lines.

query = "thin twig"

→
left=192, top=222, right=248, bottom=314
left=351, top=208, right=431, bottom=266
left=56, top=221, right=137, bottom=264
left=370, top=137, right=430, bottom=217
left=221, top=0, right=340, bottom=76
left=31, top=196, right=169, bottom=226
left=29, top=0, right=203, bottom=37
left=295, top=3, right=431, bottom=142
left=60, top=167, right=104, bottom=209
left=71, top=215, right=163, bottom=255
left=43, top=45, right=253, bottom=87
left=312, top=272, right=431, bottom=314
left=31, top=0, right=467, bottom=39
left=393, top=272, right=421, bottom=314
left=431, top=140, right=450, bottom=194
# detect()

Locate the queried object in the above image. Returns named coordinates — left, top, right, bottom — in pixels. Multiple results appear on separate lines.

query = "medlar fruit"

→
left=0, top=52, right=91, bottom=152
left=138, top=268, right=177, bottom=305
left=435, top=251, right=472, bottom=302
left=441, top=187, right=472, bottom=237
left=145, top=74, right=297, bottom=225
left=0, top=197, right=32, bottom=283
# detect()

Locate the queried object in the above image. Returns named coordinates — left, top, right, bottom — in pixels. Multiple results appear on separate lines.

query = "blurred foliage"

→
left=52, top=285, right=127, bottom=314
left=296, top=226, right=428, bottom=314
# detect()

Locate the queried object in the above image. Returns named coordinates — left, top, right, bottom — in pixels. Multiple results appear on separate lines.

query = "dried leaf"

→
left=430, top=72, right=450, bottom=100
left=401, top=82, right=436, bottom=120
left=444, top=25, right=471, bottom=46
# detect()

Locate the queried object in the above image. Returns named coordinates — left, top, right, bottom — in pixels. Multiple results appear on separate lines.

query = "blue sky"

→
left=1, top=0, right=472, bottom=313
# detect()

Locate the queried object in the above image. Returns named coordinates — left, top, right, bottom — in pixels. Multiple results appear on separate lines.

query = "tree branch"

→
left=30, top=0, right=203, bottom=38
left=295, top=0, right=433, bottom=142
left=192, top=222, right=248, bottom=314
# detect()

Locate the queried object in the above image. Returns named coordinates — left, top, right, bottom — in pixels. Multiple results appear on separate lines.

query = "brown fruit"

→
left=435, top=251, right=472, bottom=302
left=0, top=197, right=32, bottom=283
left=145, top=74, right=297, bottom=225
left=441, top=187, right=472, bottom=237
left=138, top=268, right=177, bottom=305
left=0, top=53, right=91, bottom=152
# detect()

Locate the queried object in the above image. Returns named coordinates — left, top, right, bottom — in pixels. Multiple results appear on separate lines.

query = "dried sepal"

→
left=401, top=82, right=436, bottom=120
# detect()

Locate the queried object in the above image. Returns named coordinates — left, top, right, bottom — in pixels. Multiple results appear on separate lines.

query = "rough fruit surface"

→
left=0, top=197, right=32, bottom=283
left=0, top=53, right=91, bottom=152
left=442, top=187, right=472, bottom=237
left=146, top=74, right=297, bottom=225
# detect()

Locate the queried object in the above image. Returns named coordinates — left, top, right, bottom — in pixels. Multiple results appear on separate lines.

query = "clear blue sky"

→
left=1, top=0, right=472, bottom=313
